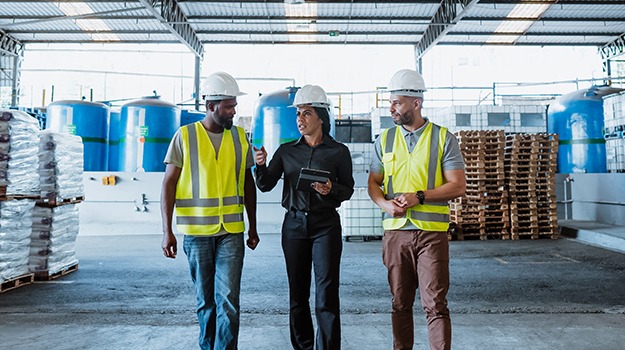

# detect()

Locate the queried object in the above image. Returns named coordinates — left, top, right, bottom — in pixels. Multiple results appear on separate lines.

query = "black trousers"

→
left=281, top=209, right=343, bottom=350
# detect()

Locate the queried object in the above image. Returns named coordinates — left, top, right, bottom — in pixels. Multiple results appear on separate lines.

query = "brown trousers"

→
left=382, top=230, right=451, bottom=350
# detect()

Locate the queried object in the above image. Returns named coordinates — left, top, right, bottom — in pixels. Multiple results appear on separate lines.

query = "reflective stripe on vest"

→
left=381, top=123, right=450, bottom=232
left=175, top=122, right=247, bottom=235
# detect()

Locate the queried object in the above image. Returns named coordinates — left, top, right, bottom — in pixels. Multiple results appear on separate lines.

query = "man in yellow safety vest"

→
left=161, top=71, right=259, bottom=350
left=368, top=69, right=466, bottom=350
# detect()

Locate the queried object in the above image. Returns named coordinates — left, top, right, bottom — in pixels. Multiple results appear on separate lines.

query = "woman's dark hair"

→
left=313, top=107, right=331, bottom=135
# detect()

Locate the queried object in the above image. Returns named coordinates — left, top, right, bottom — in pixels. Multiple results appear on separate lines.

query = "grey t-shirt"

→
left=370, top=119, right=465, bottom=174
left=369, top=119, right=465, bottom=231
left=164, top=127, right=254, bottom=169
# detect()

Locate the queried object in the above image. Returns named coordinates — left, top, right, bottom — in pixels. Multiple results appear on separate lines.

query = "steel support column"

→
left=194, top=55, right=201, bottom=111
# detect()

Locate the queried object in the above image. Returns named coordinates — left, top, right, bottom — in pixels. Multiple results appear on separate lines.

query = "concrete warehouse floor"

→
left=1, top=229, right=625, bottom=350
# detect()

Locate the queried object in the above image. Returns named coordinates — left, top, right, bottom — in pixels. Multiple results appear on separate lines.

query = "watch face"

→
left=417, top=191, right=425, bottom=204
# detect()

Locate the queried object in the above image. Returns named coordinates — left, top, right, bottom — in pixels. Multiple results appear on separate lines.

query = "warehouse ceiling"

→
left=1, top=0, right=625, bottom=61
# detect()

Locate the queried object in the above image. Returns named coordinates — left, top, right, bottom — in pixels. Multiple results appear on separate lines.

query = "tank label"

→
left=64, top=124, right=76, bottom=135
left=140, top=126, right=149, bottom=137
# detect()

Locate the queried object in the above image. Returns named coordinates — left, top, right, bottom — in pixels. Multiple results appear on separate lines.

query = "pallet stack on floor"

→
left=1, top=110, right=83, bottom=293
left=30, top=131, right=84, bottom=281
left=451, top=130, right=509, bottom=240
left=450, top=129, right=559, bottom=241
left=504, top=133, right=559, bottom=239
left=0, top=110, right=41, bottom=293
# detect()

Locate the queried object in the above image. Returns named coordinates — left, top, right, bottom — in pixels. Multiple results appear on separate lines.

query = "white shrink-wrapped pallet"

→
left=38, top=130, right=84, bottom=200
left=0, top=199, right=35, bottom=282
left=29, top=204, right=79, bottom=275
left=0, top=109, right=41, bottom=197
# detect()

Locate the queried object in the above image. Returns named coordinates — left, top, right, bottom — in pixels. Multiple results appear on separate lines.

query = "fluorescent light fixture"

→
left=486, top=2, right=553, bottom=44
left=284, top=3, right=318, bottom=42
left=56, top=3, right=120, bottom=41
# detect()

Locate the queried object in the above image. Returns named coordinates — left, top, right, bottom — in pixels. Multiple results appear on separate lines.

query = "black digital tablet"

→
left=296, top=168, right=331, bottom=192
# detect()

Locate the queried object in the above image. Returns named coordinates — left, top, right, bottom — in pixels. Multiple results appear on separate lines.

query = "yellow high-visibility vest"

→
left=380, top=122, right=450, bottom=232
left=175, top=122, right=247, bottom=235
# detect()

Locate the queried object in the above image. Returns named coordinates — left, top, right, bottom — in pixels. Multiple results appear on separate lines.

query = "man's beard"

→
left=222, top=118, right=233, bottom=130
left=215, top=107, right=233, bottom=130
left=393, top=110, right=413, bottom=125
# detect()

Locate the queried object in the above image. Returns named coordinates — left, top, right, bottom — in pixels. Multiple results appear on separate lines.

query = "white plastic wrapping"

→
left=0, top=199, right=35, bottom=282
left=0, top=109, right=41, bottom=196
left=29, top=204, right=79, bottom=274
left=38, top=130, right=84, bottom=199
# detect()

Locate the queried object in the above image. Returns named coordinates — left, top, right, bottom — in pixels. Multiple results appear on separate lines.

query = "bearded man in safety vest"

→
left=368, top=69, right=466, bottom=350
left=161, top=71, right=260, bottom=350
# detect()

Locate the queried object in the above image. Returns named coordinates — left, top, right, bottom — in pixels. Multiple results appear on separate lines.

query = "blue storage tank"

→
left=119, top=98, right=180, bottom=172
left=251, top=87, right=335, bottom=158
left=181, top=109, right=205, bottom=127
left=46, top=100, right=110, bottom=171
left=108, top=108, right=121, bottom=171
left=548, top=86, right=624, bottom=173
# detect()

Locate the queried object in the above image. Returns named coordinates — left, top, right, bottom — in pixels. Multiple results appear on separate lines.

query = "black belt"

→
left=289, top=208, right=336, bottom=217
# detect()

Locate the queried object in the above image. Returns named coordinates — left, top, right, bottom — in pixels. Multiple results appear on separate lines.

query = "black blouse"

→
left=255, top=135, right=354, bottom=212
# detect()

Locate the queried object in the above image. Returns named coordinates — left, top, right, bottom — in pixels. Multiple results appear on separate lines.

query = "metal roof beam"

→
left=4, top=15, right=625, bottom=23
left=9, top=30, right=171, bottom=35
left=179, top=0, right=441, bottom=3
left=9, top=29, right=619, bottom=37
left=0, top=7, right=148, bottom=29
left=478, top=0, right=625, bottom=4
left=0, top=30, right=23, bottom=56
left=11, top=29, right=618, bottom=38
left=0, top=0, right=441, bottom=2
left=0, top=15, right=153, bottom=21
left=463, top=17, right=625, bottom=23
left=0, top=0, right=620, bottom=3
left=17, top=39, right=605, bottom=46
left=446, top=31, right=624, bottom=37
left=415, top=0, right=479, bottom=59
left=138, top=0, right=203, bottom=58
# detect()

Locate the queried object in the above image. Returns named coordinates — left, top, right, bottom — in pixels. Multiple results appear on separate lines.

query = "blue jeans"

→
left=183, top=233, right=245, bottom=350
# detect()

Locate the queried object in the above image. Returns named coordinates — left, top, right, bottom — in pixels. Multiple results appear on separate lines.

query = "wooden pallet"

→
left=34, top=262, right=79, bottom=281
left=456, top=233, right=510, bottom=241
left=511, top=232, right=559, bottom=240
left=36, top=196, right=85, bottom=207
left=451, top=221, right=509, bottom=239
left=0, top=273, right=34, bottom=293
left=0, top=187, right=40, bottom=201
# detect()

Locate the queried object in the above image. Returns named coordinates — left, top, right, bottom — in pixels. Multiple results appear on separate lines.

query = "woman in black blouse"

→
left=254, top=84, right=354, bottom=350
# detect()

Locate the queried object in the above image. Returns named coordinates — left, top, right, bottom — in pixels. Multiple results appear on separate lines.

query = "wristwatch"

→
left=416, top=191, right=425, bottom=205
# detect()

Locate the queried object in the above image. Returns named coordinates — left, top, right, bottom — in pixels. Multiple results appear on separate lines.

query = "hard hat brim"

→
left=204, top=92, right=247, bottom=101
left=289, top=102, right=330, bottom=108
left=388, top=89, right=426, bottom=98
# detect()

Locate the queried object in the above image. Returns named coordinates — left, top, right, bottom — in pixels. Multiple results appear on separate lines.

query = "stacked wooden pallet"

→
left=504, top=133, right=558, bottom=239
left=451, top=130, right=509, bottom=240
left=535, top=134, right=559, bottom=236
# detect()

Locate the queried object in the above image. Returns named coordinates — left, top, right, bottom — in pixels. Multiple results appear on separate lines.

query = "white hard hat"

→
left=291, top=85, right=330, bottom=108
left=387, top=69, right=427, bottom=97
left=201, top=71, right=246, bottom=101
